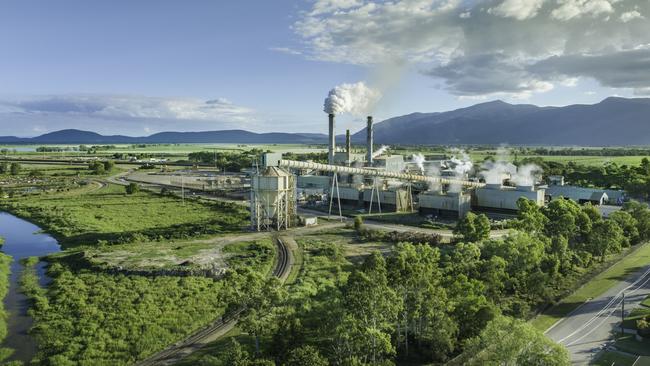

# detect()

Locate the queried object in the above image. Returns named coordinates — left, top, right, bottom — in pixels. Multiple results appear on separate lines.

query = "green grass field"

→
left=3, top=143, right=327, bottom=155
left=0, top=253, right=12, bottom=362
left=0, top=182, right=249, bottom=246
left=532, top=242, right=650, bottom=331
left=19, top=234, right=276, bottom=366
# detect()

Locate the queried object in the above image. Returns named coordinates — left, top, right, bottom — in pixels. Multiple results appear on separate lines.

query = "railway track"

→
left=135, top=237, right=291, bottom=366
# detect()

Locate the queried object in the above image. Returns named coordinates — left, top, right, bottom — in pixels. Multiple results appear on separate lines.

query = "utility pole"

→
left=621, top=292, right=626, bottom=336
left=181, top=173, right=185, bottom=206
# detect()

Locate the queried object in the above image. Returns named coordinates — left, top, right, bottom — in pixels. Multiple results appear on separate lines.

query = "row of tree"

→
left=201, top=198, right=650, bottom=365
left=518, top=157, right=650, bottom=199
left=0, top=162, right=21, bottom=176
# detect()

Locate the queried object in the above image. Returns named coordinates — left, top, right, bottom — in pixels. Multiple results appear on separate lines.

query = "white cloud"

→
left=551, top=0, right=615, bottom=21
left=293, top=0, right=650, bottom=97
left=621, top=10, right=644, bottom=22
left=489, top=0, right=546, bottom=20
left=0, top=95, right=260, bottom=136
left=269, top=47, right=303, bottom=56
left=1, top=95, right=255, bottom=124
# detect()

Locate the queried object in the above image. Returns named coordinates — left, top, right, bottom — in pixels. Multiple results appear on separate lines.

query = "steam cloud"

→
left=480, top=147, right=541, bottom=186
left=412, top=153, right=426, bottom=174
left=449, top=149, right=473, bottom=193
left=373, top=145, right=390, bottom=158
left=323, top=82, right=382, bottom=116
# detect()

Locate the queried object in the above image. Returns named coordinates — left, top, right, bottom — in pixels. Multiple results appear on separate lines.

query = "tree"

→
left=354, top=216, right=364, bottom=232
left=609, top=210, right=639, bottom=245
left=543, top=199, right=592, bottom=247
left=103, top=160, right=115, bottom=172
left=387, top=243, right=456, bottom=361
left=450, top=315, right=570, bottom=366
left=88, top=161, right=105, bottom=175
left=223, top=270, right=287, bottom=354
left=9, top=162, right=21, bottom=176
left=0, top=162, right=8, bottom=174
left=516, top=198, right=548, bottom=235
left=454, top=212, right=490, bottom=243
left=481, top=232, right=548, bottom=304
left=334, top=252, right=400, bottom=365
left=285, top=345, right=328, bottom=366
left=125, top=183, right=140, bottom=195
left=587, top=220, right=625, bottom=261
left=623, top=200, right=650, bottom=241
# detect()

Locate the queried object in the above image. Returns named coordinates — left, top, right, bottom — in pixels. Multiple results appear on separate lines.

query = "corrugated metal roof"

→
left=546, top=185, right=609, bottom=202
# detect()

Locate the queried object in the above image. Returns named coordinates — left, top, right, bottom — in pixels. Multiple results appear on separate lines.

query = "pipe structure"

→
left=366, top=116, right=373, bottom=166
left=328, top=114, right=336, bottom=165
left=345, top=129, right=351, bottom=165
left=278, top=159, right=486, bottom=188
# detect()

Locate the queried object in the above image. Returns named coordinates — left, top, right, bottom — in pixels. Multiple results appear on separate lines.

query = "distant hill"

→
left=352, top=97, right=650, bottom=146
left=0, top=129, right=328, bottom=144
left=3, top=97, right=650, bottom=146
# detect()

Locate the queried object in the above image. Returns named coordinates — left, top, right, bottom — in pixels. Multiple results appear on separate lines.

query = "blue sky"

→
left=0, top=0, right=646, bottom=136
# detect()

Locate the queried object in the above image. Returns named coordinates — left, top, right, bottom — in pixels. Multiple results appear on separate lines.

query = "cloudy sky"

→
left=1, top=0, right=648, bottom=136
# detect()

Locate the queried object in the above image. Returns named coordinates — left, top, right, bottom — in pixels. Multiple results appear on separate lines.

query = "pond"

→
left=0, top=212, right=61, bottom=363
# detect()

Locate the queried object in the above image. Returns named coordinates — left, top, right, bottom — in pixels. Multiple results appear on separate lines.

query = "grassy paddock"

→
left=0, top=182, right=248, bottom=246
left=21, top=236, right=275, bottom=366
left=532, top=242, right=650, bottom=331
left=0, top=253, right=12, bottom=362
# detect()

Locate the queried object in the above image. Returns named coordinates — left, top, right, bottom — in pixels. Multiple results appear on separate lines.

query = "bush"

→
left=125, top=183, right=140, bottom=195
left=354, top=216, right=364, bottom=232
left=638, top=316, right=650, bottom=337
left=9, top=163, right=21, bottom=176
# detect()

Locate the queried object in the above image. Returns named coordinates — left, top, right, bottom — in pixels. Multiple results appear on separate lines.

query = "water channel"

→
left=0, top=212, right=61, bottom=363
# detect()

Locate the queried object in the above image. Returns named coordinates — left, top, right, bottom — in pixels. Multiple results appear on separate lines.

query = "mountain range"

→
left=351, top=97, right=650, bottom=146
left=2, top=97, right=650, bottom=146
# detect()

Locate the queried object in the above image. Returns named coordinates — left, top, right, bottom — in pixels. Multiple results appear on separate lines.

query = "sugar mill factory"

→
left=250, top=109, right=555, bottom=231
left=249, top=81, right=624, bottom=231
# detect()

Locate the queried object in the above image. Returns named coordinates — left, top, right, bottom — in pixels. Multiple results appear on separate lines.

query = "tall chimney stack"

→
left=366, top=116, right=374, bottom=166
left=328, top=113, right=335, bottom=165
left=346, top=129, right=351, bottom=165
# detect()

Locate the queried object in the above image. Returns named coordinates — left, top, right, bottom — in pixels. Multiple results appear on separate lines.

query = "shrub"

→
left=125, top=183, right=140, bottom=195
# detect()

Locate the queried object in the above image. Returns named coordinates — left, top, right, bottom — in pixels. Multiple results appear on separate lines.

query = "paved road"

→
left=546, top=259, right=650, bottom=365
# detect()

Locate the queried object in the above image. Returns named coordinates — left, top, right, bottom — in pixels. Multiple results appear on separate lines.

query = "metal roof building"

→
left=546, top=185, right=610, bottom=205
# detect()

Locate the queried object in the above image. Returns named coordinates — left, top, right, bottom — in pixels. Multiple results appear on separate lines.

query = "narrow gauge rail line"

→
left=135, top=237, right=291, bottom=366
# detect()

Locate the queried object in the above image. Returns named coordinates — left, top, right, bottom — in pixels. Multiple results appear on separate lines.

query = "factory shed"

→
left=363, top=188, right=411, bottom=212
left=546, top=186, right=609, bottom=205
left=418, top=191, right=471, bottom=219
left=473, top=184, right=545, bottom=213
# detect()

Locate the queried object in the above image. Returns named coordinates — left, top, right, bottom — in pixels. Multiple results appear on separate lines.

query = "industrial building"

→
left=473, top=184, right=545, bottom=212
left=418, top=190, right=472, bottom=218
left=546, top=175, right=626, bottom=205
left=546, top=185, right=609, bottom=205
left=363, top=186, right=412, bottom=213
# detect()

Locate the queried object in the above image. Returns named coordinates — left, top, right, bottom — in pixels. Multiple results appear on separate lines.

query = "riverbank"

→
left=0, top=212, right=61, bottom=364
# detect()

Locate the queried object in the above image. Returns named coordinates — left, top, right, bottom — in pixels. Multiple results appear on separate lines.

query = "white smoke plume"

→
left=449, top=149, right=473, bottom=177
left=511, top=164, right=542, bottom=186
left=323, top=82, right=382, bottom=116
left=412, top=153, right=426, bottom=174
left=480, top=160, right=517, bottom=185
left=449, top=149, right=473, bottom=193
left=373, top=145, right=390, bottom=158
left=480, top=147, right=541, bottom=186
